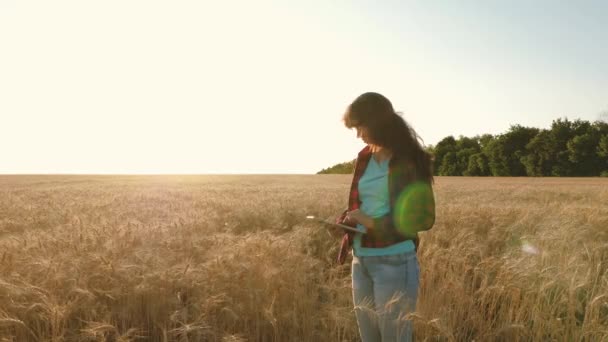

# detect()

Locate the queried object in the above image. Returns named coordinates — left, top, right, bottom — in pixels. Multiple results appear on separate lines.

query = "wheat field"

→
left=0, top=175, right=607, bottom=342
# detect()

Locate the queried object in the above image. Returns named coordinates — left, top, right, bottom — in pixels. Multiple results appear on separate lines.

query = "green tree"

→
left=482, top=126, right=537, bottom=176
left=456, top=148, right=477, bottom=175
left=433, top=136, right=457, bottom=176
left=478, top=134, right=495, bottom=150
left=504, top=125, right=540, bottom=176
left=599, top=135, right=608, bottom=158
left=567, top=130, right=602, bottom=176
left=465, top=153, right=490, bottom=176
left=597, top=134, right=608, bottom=175
left=456, top=136, right=480, bottom=150
left=439, top=152, right=459, bottom=176
left=454, top=136, right=481, bottom=175
left=522, top=130, right=554, bottom=176
left=548, top=118, right=580, bottom=176
left=483, top=138, right=509, bottom=176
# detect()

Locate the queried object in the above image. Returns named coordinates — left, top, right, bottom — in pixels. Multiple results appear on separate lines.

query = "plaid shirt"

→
left=336, top=145, right=436, bottom=264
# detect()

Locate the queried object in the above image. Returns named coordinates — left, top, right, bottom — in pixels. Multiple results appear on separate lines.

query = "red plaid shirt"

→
left=336, top=145, right=436, bottom=264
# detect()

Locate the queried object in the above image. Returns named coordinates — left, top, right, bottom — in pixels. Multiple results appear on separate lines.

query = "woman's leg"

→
left=352, top=255, right=382, bottom=342
left=369, top=253, right=419, bottom=342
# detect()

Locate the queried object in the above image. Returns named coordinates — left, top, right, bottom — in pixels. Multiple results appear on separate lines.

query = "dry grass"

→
left=0, top=175, right=607, bottom=341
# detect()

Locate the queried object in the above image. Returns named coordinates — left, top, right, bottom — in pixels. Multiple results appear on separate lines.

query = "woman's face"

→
left=355, top=125, right=372, bottom=144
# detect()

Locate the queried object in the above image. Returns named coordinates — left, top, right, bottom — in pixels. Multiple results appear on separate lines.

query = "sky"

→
left=1, top=0, right=607, bottom=174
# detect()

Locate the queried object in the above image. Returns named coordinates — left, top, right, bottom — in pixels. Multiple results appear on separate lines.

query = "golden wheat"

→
left=0, top=175, right=607, bottom=341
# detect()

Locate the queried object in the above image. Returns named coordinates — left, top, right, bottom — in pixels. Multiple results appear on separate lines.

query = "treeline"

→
left=318, top=118, right=608, bottom=176
left=317, top=160, right=355, bottom=174
left=431, top=118, right=608, bottom=177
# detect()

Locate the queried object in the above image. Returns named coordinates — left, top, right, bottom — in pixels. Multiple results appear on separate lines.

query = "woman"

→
left=335, top=92, right=435, bottom=342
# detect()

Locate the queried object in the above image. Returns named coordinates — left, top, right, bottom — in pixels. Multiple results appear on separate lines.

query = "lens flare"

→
left=521, top=242, right=540, bottom=255
left=393, top=181, right=434, bottom=238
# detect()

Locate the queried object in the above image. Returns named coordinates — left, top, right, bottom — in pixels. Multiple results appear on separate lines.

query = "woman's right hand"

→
left=336, top=209, right=357, bottom=227
left=342, top=215, right=358, bottom=227
left=326, top=211, right=357, bottom=239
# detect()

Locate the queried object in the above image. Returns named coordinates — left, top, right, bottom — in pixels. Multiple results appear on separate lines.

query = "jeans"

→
left=352, top=251, right=420, bottom=342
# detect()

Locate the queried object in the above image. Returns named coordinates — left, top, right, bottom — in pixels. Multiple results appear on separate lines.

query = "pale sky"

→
left=1, top=1, right=607, bottom=174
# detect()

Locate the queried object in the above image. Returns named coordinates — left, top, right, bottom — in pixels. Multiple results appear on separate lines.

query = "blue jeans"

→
left=352, top=251, right=420, bottom=342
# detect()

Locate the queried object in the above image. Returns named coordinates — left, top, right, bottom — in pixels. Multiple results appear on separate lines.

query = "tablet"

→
left=306, top=216, right=367, bottom=234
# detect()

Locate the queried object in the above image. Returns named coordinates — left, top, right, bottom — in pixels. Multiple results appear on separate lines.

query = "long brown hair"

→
left=343, top=92, right=434, bottom=183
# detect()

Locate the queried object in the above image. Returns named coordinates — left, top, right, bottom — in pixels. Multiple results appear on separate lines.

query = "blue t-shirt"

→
left=353, top=156, right=416, bottom=256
